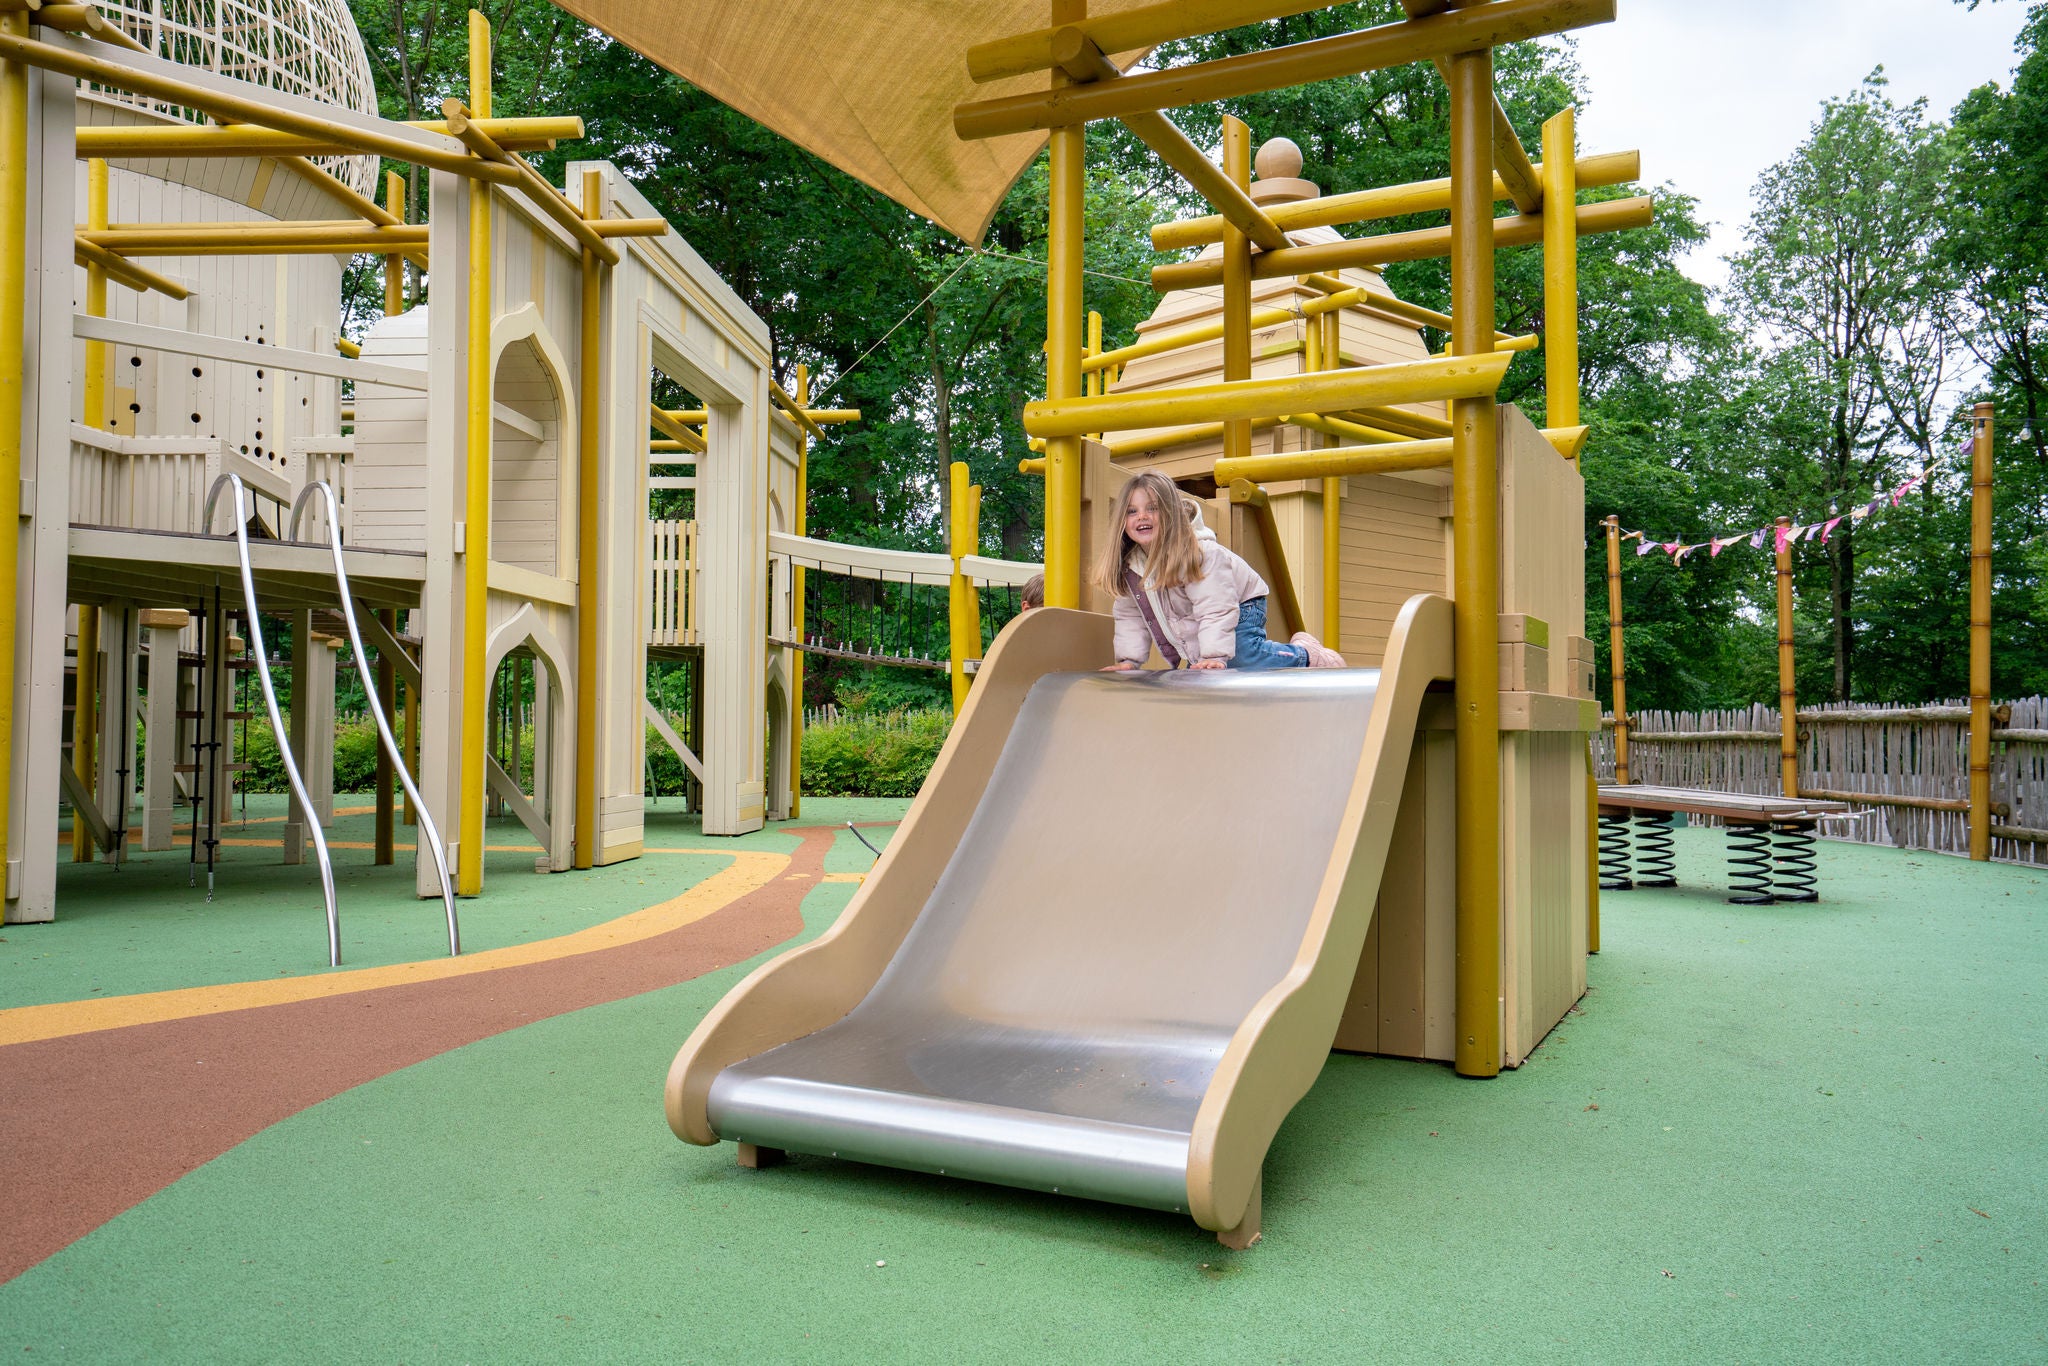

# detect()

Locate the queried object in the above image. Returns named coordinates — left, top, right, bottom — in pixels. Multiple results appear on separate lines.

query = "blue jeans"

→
left=1230, top=596, right=1309, bottom=670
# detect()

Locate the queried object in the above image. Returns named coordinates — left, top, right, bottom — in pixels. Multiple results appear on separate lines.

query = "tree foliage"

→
left=334, top=0, right=2045, bottom=709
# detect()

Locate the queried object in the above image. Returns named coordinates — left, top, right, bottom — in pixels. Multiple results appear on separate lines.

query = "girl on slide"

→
left=1096, top=470, right=1344, bottom=672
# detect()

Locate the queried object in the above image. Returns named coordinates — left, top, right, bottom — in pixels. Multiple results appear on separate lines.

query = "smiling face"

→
left=1123, top=485, right=1162, bottom=549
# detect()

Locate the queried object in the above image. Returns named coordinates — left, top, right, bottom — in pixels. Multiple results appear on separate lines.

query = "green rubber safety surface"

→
left=6, top=795, right=902, bottom=1008
left=1, top=826, right=2042, bottom=1363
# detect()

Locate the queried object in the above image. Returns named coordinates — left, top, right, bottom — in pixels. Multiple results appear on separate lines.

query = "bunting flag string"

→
left=1604, top=460, right=1942, bottom=568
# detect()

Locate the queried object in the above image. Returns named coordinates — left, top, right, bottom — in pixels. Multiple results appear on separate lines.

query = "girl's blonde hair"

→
left=1094, top=471, right=1206, bottom=598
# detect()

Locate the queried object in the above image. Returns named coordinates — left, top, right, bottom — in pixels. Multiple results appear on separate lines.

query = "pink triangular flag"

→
left=1821, top=516, right=1844, bottom=542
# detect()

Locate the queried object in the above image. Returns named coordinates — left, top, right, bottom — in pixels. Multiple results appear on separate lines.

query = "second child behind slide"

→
left=1098, top=470, right=1344, bottom=673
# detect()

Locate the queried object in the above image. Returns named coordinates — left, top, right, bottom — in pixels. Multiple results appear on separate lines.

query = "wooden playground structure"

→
left=3, top=0, right=1652, bottom=1243
left=0, top=1, right=1066, bottom=960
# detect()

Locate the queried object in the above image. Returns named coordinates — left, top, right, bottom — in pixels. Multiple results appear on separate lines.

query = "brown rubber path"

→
left=0, top=825, right=838, bottom=1284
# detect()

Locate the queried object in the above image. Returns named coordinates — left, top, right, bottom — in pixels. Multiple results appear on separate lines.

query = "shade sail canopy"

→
left=550, top=0, right=1156, bottom=243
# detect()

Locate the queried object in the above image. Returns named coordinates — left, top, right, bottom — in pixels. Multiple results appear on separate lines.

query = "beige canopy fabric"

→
left=550, top=0, right=1156, bottom=243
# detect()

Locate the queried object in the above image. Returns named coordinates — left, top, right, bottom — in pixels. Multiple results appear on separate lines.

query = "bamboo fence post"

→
left=1970, top=403, right=1994, bottom=860
left=1603, top=514, right=1628, bottom=784
left=1775, top=515, right=1797, bottom=799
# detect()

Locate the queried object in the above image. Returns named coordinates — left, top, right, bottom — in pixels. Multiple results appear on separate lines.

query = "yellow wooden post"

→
left=1969, top=402, right=1993, bottom=860
left=948, top=461, right=983, bottom=714
left=1775, top=516, right=1796, bottom=799
left=383, top=169, right=406, bottom=315
left=1041, top=0, right=1086, bottom=608
left=1605, top=514, right=1628, bottom=785
left=457, top=8, right=493, bottom=895
left=575, top=169, right=602, bottom=866
left=1221, top=116, right=1253, bottom=471
left=1313, top=301, right=1342, bottom=649
left=73, top=161, right=111, bottom=862
left=0, top=10, right=30, bottom=888
left=789, top=365, right=810, bottom=818
left=1540, top=108, right=1579, bottom=442
left=84, top=160, right=109, bottom=429
left=1449, top=46, right=1500, bottom=1081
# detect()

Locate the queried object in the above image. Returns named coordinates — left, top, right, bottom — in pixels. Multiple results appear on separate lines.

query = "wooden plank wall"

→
left=1337, top=472, right=1450, bottom=668
left=489, top=340, right=562, bottom=577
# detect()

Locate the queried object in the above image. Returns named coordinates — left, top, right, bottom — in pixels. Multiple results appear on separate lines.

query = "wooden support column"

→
left=1448, top=44, right=1500, bottom=1080
left=575, top=169, right=602, bottom=866
left=457, top=10, right=494, bottom=894
left=375, top=610, right=397, bottom=865
left=70, top=606, right=98, bottom=862
left=1221, top=115, right=1254, bottom=471
left=1969, top=402, right=1993, bottom=860
left=1775, top=516, right=1796, bottom=798
left=139, top=610, right=186, bottom=851
left=1604, top=514, right=1628, bottom=785
left=1041, top=0, right=1086, bottom=608
left=788, top=365, right=808, bottom=819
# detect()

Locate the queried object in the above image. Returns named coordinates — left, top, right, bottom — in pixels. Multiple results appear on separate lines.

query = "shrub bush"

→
left=800, top=708, right=951, bottom=797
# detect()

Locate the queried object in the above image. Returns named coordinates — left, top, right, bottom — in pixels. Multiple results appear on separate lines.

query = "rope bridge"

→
left=769, top=531, right=1038, bottom=671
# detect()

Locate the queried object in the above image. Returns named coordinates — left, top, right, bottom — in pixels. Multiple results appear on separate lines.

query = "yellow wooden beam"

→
left=1053, top=29, right=1289, bottom=252
left=647, top=404, right=708, bottom=454
left=1219, top=438, right=1451, bottom=484
left=79, top=224, right=429, bottom=255
left=1152, top=195, right=1654, bottom=290
left=75, top=116, right=581, bottom=159
left=34, top=3, right=145, bottom=51
left=1151, top=149, right=1638, bottom=251
left=444, top=98, right=619, bottom=266
left=1023, top=350, right=1512, bottom=438
left=73, top=236, right=188, bottom=298
left=0, top=29, right=521, bottom=185
left=969, top=0, right=1346, bottom=83
left=954, top=0, right=1616, bottom=139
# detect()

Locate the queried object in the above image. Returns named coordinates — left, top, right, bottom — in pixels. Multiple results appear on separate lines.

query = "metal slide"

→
left=668, top=594, right=1454, bottom=1236
left=290, top=482, right=460, bottom=957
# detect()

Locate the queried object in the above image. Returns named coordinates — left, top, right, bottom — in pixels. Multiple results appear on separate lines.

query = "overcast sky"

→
left=1561, top=0, right=2032, bottom=294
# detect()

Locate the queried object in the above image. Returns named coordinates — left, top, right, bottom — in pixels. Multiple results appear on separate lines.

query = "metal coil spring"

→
left=1771, top=820, right=1819, bottom=903
left=1597, top=810, right=1632, bottom=890
left=1632, top=810, right=1677, bottom=887
left=1726, top=822, right=1776, bottom=904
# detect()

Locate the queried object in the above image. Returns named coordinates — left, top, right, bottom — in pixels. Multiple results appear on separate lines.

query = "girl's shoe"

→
left=1291, top=632, right=1346, bottom=669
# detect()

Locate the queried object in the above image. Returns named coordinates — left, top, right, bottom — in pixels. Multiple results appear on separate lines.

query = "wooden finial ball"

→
left=1253, top=138, right=1303, bottom=181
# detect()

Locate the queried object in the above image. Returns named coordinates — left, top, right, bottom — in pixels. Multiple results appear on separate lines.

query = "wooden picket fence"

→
left=1594, top=697, right=2048, bottom=866
left=646, top=519, right=698, bottom=648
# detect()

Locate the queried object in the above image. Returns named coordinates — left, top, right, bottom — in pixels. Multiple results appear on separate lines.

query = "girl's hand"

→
left=1100, top=661, right=1140, bottom=672
left=1191, top=657, right=1226, bottom=670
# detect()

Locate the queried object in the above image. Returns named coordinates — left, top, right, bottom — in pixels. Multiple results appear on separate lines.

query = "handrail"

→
left=768, top=530, right=1041, bottom=589
left=203, top=473, right=342, bottom=966
left=291, top=481, right=461, bottom=956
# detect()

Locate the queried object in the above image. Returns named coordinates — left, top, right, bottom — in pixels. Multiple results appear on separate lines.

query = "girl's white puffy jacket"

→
left=1111, top=512, right=1269, bottom=666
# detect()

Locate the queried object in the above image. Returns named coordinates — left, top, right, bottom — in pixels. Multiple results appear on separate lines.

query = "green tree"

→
left=1724, top=73, right=1954, bottom=701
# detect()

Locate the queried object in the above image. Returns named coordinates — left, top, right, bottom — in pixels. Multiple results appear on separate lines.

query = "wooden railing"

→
left=647, top=518, right=699, bottom=647
left=70, top=426, right=293, bottom=534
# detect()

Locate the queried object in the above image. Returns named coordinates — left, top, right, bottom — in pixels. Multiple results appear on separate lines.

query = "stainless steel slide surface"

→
left=708, top=668, right=1383, bottom=1213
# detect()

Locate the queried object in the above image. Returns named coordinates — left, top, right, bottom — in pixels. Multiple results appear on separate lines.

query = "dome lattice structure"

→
left=93, top=0, right=381, bottom=196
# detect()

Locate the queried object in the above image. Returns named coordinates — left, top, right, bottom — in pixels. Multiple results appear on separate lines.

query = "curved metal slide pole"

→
left=290, top=481, right=461, bottom=956
left=204, top=473, right=342, bottom=966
